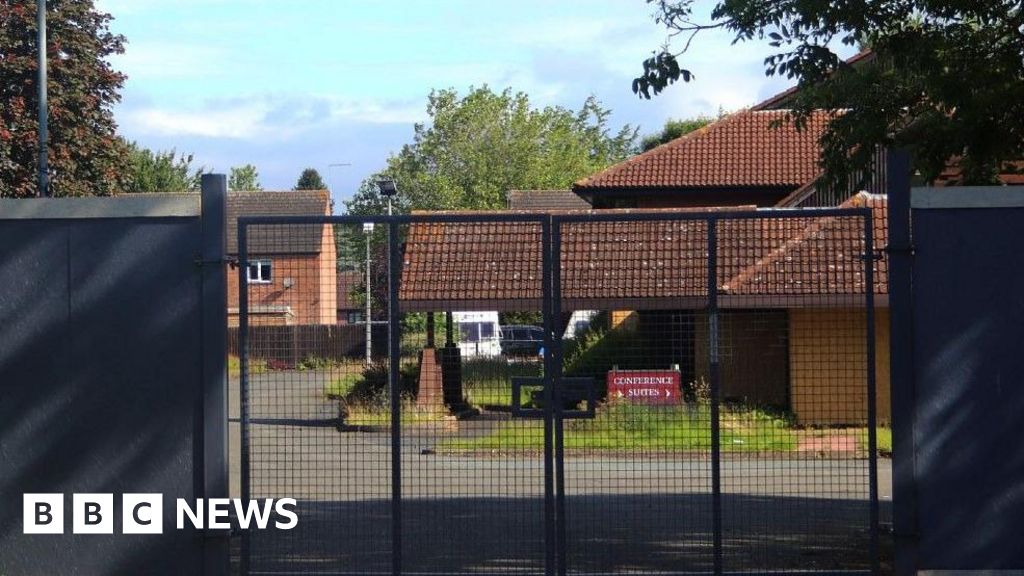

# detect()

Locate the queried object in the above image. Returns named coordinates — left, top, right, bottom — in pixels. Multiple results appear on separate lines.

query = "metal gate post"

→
left=200, top=175, right=229, bottom=575
left=552, top=216, right=569, bottom=573
left=543, top=217, right=557, bottom=576
left=237, top=220, right=252, bottom=576
left=540, top=216, right=557, bottom=573
left=388, top=222, right=403, bottom=576
left=706, top=217, right=723, bottom=576
left=865, top=208, right=881, bottom=575
left=887, top=149, right=917, bottom=576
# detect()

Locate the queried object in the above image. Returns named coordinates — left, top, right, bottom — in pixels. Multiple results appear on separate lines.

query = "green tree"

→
left=1, top=0, right=127, bottom=197
left=122, top=140, right=203, bottom=192
left=633, top=0, right=1024, bottom=185
left=346, top=86, right=638, bottom=214
left=295, top=167, right=326, bottom=190
left=639, top=113, right=720, bottom=152
left=229, top=164, right=262, bottom=191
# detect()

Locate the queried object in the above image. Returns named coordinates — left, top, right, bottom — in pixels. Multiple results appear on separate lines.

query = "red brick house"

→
left=226, top=190, right=337, bottom=327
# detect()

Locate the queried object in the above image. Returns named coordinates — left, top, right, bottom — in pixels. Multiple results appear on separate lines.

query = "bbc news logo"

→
left=23, top=494, right=298, bottom=534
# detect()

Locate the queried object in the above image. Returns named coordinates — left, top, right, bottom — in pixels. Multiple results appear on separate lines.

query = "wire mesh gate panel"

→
left=235, top=209, right=882, bottom=575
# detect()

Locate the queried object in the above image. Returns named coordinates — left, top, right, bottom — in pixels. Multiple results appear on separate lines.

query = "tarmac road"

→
left=229, top=371, right=892, bottom=574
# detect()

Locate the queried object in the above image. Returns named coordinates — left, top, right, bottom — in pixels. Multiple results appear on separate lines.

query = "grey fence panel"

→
left=902, top=187, right=1024, bottom=571
left=0, top=191, right=227, bottom=576
left=238, top=210, right=881, bottom=576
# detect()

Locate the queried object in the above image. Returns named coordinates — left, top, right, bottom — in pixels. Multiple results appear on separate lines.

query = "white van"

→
left=452, top=311, right=502, bottom=358
left=563, top=310, right=598, bottom=340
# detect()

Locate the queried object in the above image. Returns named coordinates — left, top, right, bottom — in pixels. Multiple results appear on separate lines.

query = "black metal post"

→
left=543, top=218, right=557, bottom=576
left=865, top=209, right=881, bottom=575
left=887, top=149, right=917, bottom=576
left=445, top=310, right=454, bottom=346
left=426, top=311, right=435, bottom=348
left=200, top=175, right=229, bottom=575
left=707, top=217, right=723, bottom=575
left=388, top=222, right=403, bottom=576
left=37, top=0, right=48, bottom=197
left=237, top=218, right=251, bottom=576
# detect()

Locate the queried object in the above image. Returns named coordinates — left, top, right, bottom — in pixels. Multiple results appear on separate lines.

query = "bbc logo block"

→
left=23, top=494, right=64, bottom=534
left=24, top=493, right=160, bottom=535
left=123, top=494, right=163, bottom=534
left=24, top=493, right=297, bottom=534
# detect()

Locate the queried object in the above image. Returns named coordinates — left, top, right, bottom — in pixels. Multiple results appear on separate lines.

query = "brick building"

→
left=398, top=194, right=887, bottom=425
left=226, top=190, right=337, bottom=327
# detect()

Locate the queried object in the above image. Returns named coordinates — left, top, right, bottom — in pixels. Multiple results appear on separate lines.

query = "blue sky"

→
left=96, top=0, right=852, bottom=207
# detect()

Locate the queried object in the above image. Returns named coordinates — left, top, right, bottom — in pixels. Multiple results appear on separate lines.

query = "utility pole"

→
left=363, top=222, right=374, bottom=365
left=37, top=0, right=49, bottom=197
left=327, top=162, right=351, bottom=194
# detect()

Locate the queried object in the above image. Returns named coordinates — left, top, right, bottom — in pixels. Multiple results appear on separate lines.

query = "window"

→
left=460, top=323, right=479, bottom=342
left=247, top=260, right=272, bottom=283
left=460, top=322, right=495, bottom=342
left=479, top=323, right=495, bottom=339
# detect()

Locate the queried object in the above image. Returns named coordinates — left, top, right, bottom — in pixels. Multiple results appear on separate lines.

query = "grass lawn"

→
left=462, top=358, right=541, bottom=408
left=857, top=426, right=892, bottom=455
left=324, top=373, right=363, bottom=398
left=444, top=401, right=797, bottom=452
left=341, top=397, right=448, bottom=426
left=228, top=355, right=266, bottom=377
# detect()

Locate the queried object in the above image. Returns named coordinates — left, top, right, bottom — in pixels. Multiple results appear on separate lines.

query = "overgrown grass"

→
left=444, top=400, right=797, bottom=452
left=228, top=355, right=266, bottom=377
left=324, top=373, right=363, bottom=398
left=341, top=395, right=448, bottom=426
left=462, top=357, right=541, bottom=408
left=858, top=426, right=892, bottom=456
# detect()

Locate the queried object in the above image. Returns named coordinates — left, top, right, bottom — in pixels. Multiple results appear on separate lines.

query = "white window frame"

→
left=247, top=259, right=273, bottom=284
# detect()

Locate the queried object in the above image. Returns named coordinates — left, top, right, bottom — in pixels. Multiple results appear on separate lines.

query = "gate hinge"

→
left=195, top=256, right=240, bottom=269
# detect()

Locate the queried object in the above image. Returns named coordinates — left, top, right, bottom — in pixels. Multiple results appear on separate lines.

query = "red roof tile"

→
left=507, top=190, right=591, bottom=210
left=399, top=202, right=887, bottom=311
left=574, top=110, right=838, bottom=191
left=721, top=193, right=888, bottom=298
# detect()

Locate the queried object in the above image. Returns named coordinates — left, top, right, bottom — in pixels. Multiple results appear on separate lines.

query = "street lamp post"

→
left=37, top=1, right=48, bottom=197
left=376, top=178, right=398, bottom=216
left=363, top=222, right=374, bottom=365
left=364, top=179, right=397, bottom=366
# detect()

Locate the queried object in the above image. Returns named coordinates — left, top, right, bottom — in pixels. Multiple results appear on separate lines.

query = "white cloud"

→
left=123, top=105, right=268, bottom=139
left=119, top=94, right=426, bottom=140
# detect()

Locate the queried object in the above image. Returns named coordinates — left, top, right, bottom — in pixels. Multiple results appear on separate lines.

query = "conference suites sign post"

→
left=606, top=370, right=682, bottom=405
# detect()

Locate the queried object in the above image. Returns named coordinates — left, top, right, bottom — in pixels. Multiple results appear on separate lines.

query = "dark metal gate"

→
left=235, top=208, right=882, bottom=575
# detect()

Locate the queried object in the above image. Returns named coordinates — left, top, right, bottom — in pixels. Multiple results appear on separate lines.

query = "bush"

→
left=562, top=322, right=646, bottom=389
left=297, top=355, right=339, bottom=371
left=343, top=361, right=419, bottom=403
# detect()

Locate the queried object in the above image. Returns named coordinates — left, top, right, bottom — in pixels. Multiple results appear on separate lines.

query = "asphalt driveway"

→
left=228, top=370, right=892, bottom=574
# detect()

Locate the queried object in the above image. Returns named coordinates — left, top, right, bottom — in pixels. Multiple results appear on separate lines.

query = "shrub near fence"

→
left=227, top=324, right=388, bottom=367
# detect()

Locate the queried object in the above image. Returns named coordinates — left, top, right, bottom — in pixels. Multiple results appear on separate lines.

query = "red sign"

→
left=607, top=370, right=682, bottom=405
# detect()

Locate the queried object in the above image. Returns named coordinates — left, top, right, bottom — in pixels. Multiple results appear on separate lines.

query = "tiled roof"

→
left=226, top=190, right=331, bottom=255
left=751, top=51, right=876, bottom=111
left=933, top=160, right=1024, bottom=186
left=573, top=109, right=837, bottom=192
left=400, top=218, right=545, bottom=310
left=721, top=193, right=888, bottom=299
left=507, top=189, right=591, bottom=210
left=398, top=204, right=886, bottom=311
